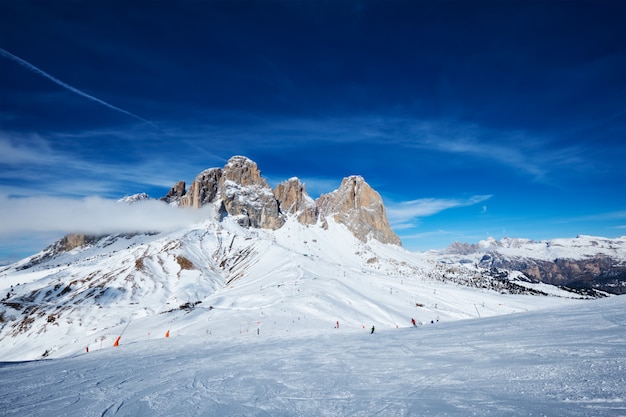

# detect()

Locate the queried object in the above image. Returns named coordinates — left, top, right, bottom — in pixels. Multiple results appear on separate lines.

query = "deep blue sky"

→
left=1, top=0, right=625, bottom=261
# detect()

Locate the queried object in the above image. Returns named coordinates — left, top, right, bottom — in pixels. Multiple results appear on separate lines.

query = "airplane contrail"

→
left=0, top=47, right=158, bottom=128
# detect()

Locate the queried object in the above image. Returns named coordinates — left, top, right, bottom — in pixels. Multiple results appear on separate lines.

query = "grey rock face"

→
left=180, top=168, right=222, bottom=209
left=161, top=181, right=186, bottom=206
left=164, top=157, right=400, bottom=245
left=273, top=178, right=317, bottom=225
left=317, top=176, right=401, bottom=245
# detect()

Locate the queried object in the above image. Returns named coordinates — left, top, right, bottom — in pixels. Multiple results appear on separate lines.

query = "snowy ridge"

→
left=473, top=235, right=626, bottom=261
left=117, top=193, right=151, bottom=204
left=442, top=235, right=626, bottom=294
left=0, top=216, right=596, bottom=361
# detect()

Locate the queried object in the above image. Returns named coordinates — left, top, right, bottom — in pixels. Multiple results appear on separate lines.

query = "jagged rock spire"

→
left=163, top=157, right=401, bottom=246
left=273, top=177, right=317, bottom=225
left=317, top=176, right=401, bottom=245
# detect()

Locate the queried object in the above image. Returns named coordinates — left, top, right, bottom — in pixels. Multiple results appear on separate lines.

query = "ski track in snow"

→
left=1, top=296, right=625, bottom=417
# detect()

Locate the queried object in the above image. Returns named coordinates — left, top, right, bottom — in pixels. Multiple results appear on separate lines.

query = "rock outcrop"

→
left=317, top=176, right=401, bottom=245
left=220, top=157, right=284, bottom=229
left=161, top=181, right=186, bottom=206
left=174, top=156, right=284, bottom=230
left=445, top=236, right=626, bottom=295
left=479, top=253, right=626, bottom=295
left=273, top=178, right=317, bottom=225
left=180, top=169, right=222, bottom=209
left=162, top=156, right=401, bottom=245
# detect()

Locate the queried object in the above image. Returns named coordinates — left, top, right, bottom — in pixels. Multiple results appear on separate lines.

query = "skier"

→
left=370, top=325, right=375, bottom=334
left=411, top=318, right=416, bottom=327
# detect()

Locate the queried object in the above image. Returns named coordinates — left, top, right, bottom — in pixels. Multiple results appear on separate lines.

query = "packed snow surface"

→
left=1, top=295, right=624, bottom=417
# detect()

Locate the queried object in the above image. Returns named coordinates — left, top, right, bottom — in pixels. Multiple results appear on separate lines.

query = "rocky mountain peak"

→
left=273, top=177, right=317, bottom=225
left=222, top=156, right=268, bottom=188
left=164, top=157, right=400, bottom=245
left=317, top=175, right=401, bottom=246
left=179, top=168, right=222, bottom=209
left=161, top=181, right=186, bottom=206
left=117, top=193, right=150, bottom=204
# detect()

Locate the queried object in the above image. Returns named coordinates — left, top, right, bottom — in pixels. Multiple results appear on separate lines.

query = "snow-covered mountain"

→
left=117, top=193, right=151, bottom=204
left=0, top=156, right=623, bottom=362
left=444, top=235, right=626, bottom=294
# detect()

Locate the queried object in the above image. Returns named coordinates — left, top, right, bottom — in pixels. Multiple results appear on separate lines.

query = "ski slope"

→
left=0, top=217, right=588, bottom=361
left=1, top=295, right=624, bottom=417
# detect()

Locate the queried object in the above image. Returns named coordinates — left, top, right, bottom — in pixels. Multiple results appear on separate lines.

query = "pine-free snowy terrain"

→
left=0, top=217, right=595, bottom=361
left=1, top=295, right=624, bottom=417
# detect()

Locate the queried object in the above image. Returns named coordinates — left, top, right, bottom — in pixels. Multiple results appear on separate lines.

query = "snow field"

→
left=1, top=295, right=624, bottom=417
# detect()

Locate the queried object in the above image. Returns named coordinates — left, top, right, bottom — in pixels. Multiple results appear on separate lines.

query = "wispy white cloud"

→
left=400, top=121, right=591, bottom=182
left=0, top=132, right=207, bottom=198
left=0, top=195, right=214, bottom=237
left=386, top=194, right=493, bottom=227
left=169, top=114, right=593, bottom=183
left=0, top=133, right=58, bottom=166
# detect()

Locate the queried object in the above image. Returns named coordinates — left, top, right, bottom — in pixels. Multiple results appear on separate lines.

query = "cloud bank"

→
left=0, top=195, right=214, bottom=237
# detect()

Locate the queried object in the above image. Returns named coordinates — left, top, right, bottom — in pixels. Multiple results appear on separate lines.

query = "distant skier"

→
left=411, top=318, right=416, bottom=327
left=336, top=321, right=339, bottom=329
left=370, top=325, right=375, bottom=334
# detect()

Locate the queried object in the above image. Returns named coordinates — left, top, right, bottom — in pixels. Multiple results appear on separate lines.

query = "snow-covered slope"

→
left=1, top=294, right=624, bottom=417
left=0, top=215, right=597, bottom=361
left=443, top=235, right=626, bottom=294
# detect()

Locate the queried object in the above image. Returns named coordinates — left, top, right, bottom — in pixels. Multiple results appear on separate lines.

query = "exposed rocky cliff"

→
left=161, top=181, right=186, bottom=206
left=317, top=176, right=401, bottom=245
left=478, top=253, right=626, bottom=295
left=219, top=157, right=284, bottom=230
left=179, top=169, right=221, bottom=209
left=273, top=177, right=318, bottom=225
left=165, top=156, right=400, bottom=244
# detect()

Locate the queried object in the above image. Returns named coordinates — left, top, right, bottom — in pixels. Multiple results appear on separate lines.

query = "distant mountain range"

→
left=443, top=235, right=626, bottom=295
left=0, top=156, right=624, bottom=360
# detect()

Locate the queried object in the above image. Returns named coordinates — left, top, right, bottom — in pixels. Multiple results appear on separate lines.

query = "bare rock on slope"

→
left=178, top=156, right=284, bottom=229
left=317, top=176, right=401, bottom=246
left=161, top=181, right=187, bottom=206
left=180, top=168, right=222, bottom=209
left=165, top=157, right=400, bottom=245
left=273, top=177, right=318, bottom=225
